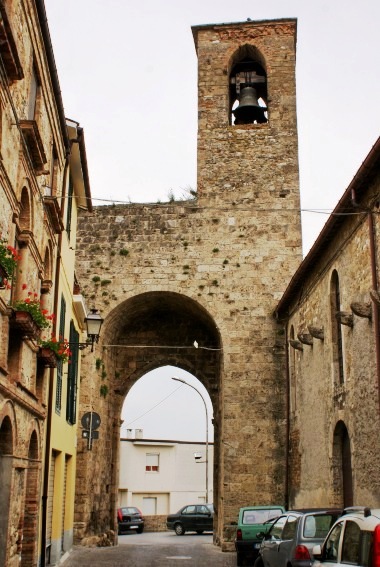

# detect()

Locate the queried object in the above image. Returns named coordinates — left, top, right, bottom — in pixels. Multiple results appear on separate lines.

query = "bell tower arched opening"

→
left=229, top=45, right=268, bottom=125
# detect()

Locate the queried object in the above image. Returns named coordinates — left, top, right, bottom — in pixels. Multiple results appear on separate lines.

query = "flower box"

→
left=37, top=347, right=58, bottom=368
left=10, top=310, right=42, bottom=339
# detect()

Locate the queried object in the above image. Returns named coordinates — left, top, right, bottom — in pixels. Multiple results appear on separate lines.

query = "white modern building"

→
left=119, top=431, right=214, bottom=515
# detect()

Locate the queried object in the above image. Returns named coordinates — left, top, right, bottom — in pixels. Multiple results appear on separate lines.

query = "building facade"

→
left=0, top=1, right=92, bottom=565
left=119, top=435, right=214, bottom=515
left=275, top=137, right=380, bottom=509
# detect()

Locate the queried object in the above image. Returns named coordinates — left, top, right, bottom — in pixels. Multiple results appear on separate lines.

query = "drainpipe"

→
left=284, top=323, right=290, bottom=510
left=40, top=152, right=70, bottom=567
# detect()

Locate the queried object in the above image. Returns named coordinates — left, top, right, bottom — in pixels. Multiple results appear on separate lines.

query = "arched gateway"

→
left=73, top=18, right=302, bottom=550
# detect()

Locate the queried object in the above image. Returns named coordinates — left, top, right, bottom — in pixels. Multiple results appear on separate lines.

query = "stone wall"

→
left=73, top=19, right=302, bottom=550
left=276, top=149, right=380, bottom=508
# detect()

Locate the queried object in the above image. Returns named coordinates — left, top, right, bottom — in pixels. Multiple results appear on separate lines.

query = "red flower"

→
left=22, top=283, right=27, bottom=290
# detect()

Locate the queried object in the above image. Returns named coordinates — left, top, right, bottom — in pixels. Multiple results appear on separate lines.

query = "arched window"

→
left=289, top=325, right=296, bottom=413
left=332, top=421, right=353, bottom=507
left=19, top=186, right=32, bottom=232
left=229, top=45, right=268, bottom=125
left=330, top=270, right=344, bottom=385
left=43, top=245, right=52, bottom=282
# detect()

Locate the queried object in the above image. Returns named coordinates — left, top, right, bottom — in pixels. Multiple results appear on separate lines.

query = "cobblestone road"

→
left=61, top=532, right=237, bottom=566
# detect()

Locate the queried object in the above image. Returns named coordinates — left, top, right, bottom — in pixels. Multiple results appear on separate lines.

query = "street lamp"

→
left=69, top=308, right=104, bottom=352
left=84, top=308, right=104, bottom=351
left=172, top=376, right=209, bottom=503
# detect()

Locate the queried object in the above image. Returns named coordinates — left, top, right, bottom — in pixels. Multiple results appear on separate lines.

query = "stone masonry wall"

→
left=74, top=19, right=303, bottom=550
left=284, top=173, right=380, bottom=508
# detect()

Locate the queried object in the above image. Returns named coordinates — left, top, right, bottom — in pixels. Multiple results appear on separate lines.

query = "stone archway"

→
left=74, top=291, right=223, bottom=542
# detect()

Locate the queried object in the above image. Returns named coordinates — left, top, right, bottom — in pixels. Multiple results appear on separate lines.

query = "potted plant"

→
left=0, top=237, right=21, bottom=287
left=38, top=336, right=71, bottom=367
left=11, top=286, right=54, bottom=338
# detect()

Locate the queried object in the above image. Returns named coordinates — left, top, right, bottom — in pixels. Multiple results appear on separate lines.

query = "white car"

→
left=312, top=507, right=380, bottom=567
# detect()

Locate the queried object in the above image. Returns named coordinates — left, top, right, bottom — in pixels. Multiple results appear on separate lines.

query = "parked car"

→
left=166, top=503, right=213, bottom=535
left=117, top=506, right=144, bottom=534
left=312, top=507, right=380, bottom=567
left=254, top=509, right=342, bottom=567
left=235, top=505, right=285, bottom=566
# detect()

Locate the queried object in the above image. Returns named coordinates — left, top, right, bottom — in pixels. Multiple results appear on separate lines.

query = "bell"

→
left=233, top=86, right=267, bottom=124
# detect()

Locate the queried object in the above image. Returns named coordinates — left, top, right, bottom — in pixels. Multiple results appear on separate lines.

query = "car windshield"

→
left=242, top=509, right=283, bottom=525
left=120, top=507, right=139, bottom=515
left=303, top=514, right=337, bottom=538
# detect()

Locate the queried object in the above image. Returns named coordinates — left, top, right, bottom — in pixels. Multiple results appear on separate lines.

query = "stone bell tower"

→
left=193, top=18, right=300, bottom=208
left=191, top=19, right=302, bottom=546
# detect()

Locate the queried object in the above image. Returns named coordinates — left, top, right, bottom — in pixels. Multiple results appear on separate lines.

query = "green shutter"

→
left=66, top=321, right=79, bottom=424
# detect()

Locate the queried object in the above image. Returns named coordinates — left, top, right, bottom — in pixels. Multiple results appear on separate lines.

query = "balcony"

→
left=0, top=4, right=23, bottom=81
left=43, top=195, right=64, bottom=233
left=19, top=120, right=47, bottom=172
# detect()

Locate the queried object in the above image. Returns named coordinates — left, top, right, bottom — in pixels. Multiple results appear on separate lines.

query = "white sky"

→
left=45, top=0, right=380, bottom=442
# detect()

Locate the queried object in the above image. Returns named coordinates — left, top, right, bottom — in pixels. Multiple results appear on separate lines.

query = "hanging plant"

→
left=0, top=237, right=21, bottom=286
left=12, top=285, right=55, bottom=329
left=39, top=336, right=72, bottom=363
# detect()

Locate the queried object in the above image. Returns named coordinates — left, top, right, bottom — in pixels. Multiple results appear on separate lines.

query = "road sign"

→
left=81, top=412, right=101, bottom=430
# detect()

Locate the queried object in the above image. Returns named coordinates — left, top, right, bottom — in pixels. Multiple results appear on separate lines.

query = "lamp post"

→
left=172, top=376, right=209, bottom=503
left=68, top=308, right=104, bottom=351
left=84, top=308, right=104, bottom=351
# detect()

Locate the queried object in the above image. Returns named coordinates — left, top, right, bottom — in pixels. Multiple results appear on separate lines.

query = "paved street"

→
left=61, top=532, right=237, bottom=566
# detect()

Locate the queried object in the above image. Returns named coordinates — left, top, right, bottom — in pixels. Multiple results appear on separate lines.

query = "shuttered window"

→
left=66, top=321, right=79, bottom=425
left=66, top=175, right=73, bottom=240
left=55, top=296, right=66, bottom=413
left=146, top=453, right=159, bottom=472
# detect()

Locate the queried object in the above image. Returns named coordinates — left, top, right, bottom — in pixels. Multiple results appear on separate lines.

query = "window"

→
left=66, top=321, right=79, bottom=425
left=330, top=270, right=345, bottom=385
left=341, top=521, right=361, bottom=565
left=324, top=522, right=343, bottom=562
left=270, top=516, right=287, bottom=540
left=28, top=66, right=39, bottom=120
left=145, top=453, right=159, bottom=472
left=66, top=174, right=73, bottom=240
left=55, top=296, right=66, bottom=413
left=282, top=515, right=298, bottom=539
left=183, top=506, right=196, bottom=515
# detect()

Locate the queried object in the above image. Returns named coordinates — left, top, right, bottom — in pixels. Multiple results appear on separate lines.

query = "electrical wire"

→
left=121, top=384, right=184, bottom=429
left=53, top=193, right=377, bottom=216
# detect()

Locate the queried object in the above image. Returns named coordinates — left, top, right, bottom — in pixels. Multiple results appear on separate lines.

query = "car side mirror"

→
left=257, top=531, right=267, bottom=539
left=312, top=544, right=322, bottom=560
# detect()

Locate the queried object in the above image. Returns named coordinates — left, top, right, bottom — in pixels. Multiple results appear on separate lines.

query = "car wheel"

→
left=236, top=551, right=244, bottom=566
left=136, top=526, right=144, bottom=534
left=174, top=523, right=185, bottom=535
left=253, top=557, right=264, bottom=567
left=196, top=530, right=204, bottom=534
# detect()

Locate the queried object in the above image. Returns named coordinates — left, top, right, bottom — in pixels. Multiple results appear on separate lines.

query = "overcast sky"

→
left=45, top=0, right=379, bottom=442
